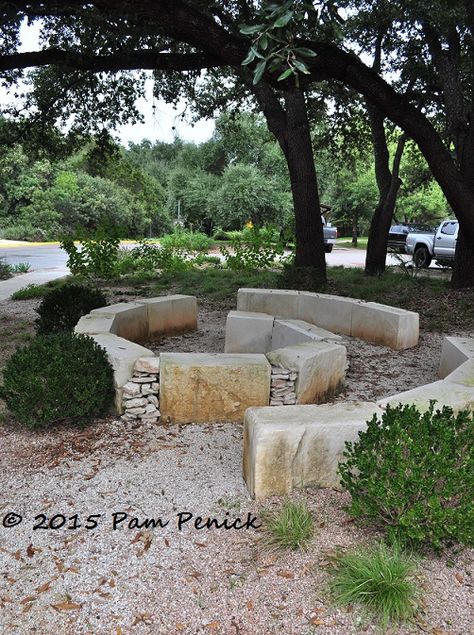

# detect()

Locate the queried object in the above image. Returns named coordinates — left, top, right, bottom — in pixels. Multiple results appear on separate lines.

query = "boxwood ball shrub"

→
left=338, top=403, right=474, bottom=550
left=35, top=284, right=107, bottom=334
left=0, top=333, right=114, bottom=428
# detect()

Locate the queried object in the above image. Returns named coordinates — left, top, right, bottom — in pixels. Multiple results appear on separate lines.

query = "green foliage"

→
left=61, top=225, right=121, bottom=278
left=338, top=403, right=474, bottom=550
left=264, top=499, right=314, bottom=550
left=0, top=333, right=114, bottom=428
left=35, top=284, right=107, bottom=334
left=0, top=258, right=13, bottom=280
left=159, top=229, right=213, bottom=254
left=329, top=542, right=420, bottom=629
left=220, top=226, right=288, bottom=270
left=11, top=283, right=52, bottom=300
left=11, top=262, right=31, bottom=273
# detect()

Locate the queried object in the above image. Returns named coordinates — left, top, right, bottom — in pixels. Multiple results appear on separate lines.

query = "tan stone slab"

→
left=377, top=379, right=474, bottom=413
left=298, top=292, right=359, bottom=335
left=444, top=358, right=474, bottom=387
left=91, top=302, right=148, bottom=343
left=243, top=402, right=380, bottom=499
left=439, top=336, right=474, bottom=378
left=89, top=333, right=154, bottom=414
left=137, top=295, right=197, bottom=337
left=267, top=341, right=346, bottom=404
left=270, top=318, right=341, bottom=351
left=237, top=288, right=300, bottom=318
left=351, top=302, right=419, bottom=350
left=225, top=310, right=274, bottom=353
left=74, top=313, right=116, bottom=336
left=160, top=352, right=271, bottom=423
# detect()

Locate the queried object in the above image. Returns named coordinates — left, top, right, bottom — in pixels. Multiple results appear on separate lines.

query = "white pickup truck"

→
left=405, top=219, right=458, bottom=268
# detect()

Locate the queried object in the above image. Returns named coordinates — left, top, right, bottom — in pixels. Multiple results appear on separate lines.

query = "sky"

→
left=1, top=20, right=215, bottom=146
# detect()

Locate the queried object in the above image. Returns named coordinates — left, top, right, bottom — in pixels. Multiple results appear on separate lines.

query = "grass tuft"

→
left=264, top=499, right=314, bottom=551
left=329, top=542, right=420, bottom=629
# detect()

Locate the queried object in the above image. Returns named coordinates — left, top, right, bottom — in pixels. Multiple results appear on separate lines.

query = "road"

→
left=0, top=241, right=411, bottom=271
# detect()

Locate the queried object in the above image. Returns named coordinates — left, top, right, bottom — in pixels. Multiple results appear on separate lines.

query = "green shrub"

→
left=338, top=403, right=474, bottom=550
left=220, top=226, right=288, bottom=270
left=159, top=229, right=212, bottom=254
left=11, top=262, right=31, bottom=273
left=0, top=333, right=114, bottom=428
left=264, top=499, right=314, bottom=550
left=61, top=224, right=121, bottom=278
left=35, top=284, right=107, bottom=334
left=329, top=542, right=420, bottom=629
left=128, top=241, right=192, bottom=273
left=12, top=283, right=55, bottom=300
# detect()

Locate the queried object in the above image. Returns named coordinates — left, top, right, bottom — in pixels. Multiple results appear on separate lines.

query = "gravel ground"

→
left=0, top=295, right=473, bottom=635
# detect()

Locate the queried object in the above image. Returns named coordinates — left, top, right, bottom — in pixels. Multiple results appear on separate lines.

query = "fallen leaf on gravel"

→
left=164, top=538, right=170, bottom=547
left=432, top=629, right=450, bottom=635
left=6, top=577, right=16, bottom=584
left=20, top=596, right=36, bottom=604
left=247, top=600, right=254, bottom=610
left=455, top=572, right=464, bottom=584
left=131, top=532, right=143, bottom=544
left=66, top=566, right=80, bottom=574
left=175, top=624, right=186, bottom=631
left=51, top=602, right=82, bottom=611
left=194, top=542, right=207, bottom=548
left=205, top=621, right=220, bottom=631
left=35, top=581, right=52, bottom=593
left=277, top=570, right=294, bottom=579
left=116, top=628, right=123, bottom=635
left=310, top=618, right=325, bottom=626
left=132, top=613, right=153, bottom=625
left=13, top=550, right=21, bottom=561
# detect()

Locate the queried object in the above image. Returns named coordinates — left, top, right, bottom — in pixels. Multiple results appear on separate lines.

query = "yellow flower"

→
left=245, top=220, right=254, bottom=229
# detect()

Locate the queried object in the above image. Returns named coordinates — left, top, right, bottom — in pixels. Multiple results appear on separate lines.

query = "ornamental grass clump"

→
left=338, top=402, right=474, bottom=550
left=35, top=284, right=107, bottom=334
left=0, top=333, right=114, bottom=428
left=264, top=499, right=314, bottom=550
left=329, top=542, right=420, bottom=629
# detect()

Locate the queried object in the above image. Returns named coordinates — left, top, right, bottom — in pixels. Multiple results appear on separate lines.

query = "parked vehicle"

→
left=405, top=219, right=459, bottom=267
left=388, top=223, right=433, bottom=253
left=323, top=217, right=337, bottom=253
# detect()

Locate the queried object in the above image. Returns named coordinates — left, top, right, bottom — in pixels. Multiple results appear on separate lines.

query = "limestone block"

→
left=243, top=402, right=380, bottom=499
left=74, top=313, right=116, bottom=336
left=159, top=352, right=271, bottom=423
left=439, top=336, right=474, bottom=378
left=237, top=288, right=300, bottom=318
left=134, top=356, right=160, bottom=374
left=89, top=333, right=154, bottom=414
left=267, top=341, right=346, bottom=404
left=351, top=302, right=419, bottom=350
left=377, top=379, right=474, bottom=413
left=270, top=318, right=341, bottom=351
left=298, top=292, right=359, bottom=335
left=91, top=302, right=148, bottom=343
left=224, top=310, right=274, bottom=353
left=136, top=295, right=197, bottom=337
left=443, top=358, right=474, bottom=387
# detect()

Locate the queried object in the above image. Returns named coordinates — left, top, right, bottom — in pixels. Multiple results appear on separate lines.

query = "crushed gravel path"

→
left=0, top=296, right=473, bottom=634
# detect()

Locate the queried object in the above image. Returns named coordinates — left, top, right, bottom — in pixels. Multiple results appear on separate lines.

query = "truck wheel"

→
left=325, top=245, right=333, bottom=253
left=413, top=246, right=432, bottom=268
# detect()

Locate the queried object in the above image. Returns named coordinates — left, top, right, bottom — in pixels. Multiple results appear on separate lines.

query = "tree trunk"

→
left=252, top=82, right=326, bottom=284
left=365, top=116, right=407, bottom=276
left=284, top=90, right=326, bottom=280
left=352, top=216, right=358, bottom=247
left=452, top=224, right=474, bottom=287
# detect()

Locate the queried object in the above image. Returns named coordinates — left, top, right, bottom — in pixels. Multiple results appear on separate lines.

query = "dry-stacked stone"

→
left=121, top=356, right=160, bottom=423
left=269, top=364, right=298, bottom=406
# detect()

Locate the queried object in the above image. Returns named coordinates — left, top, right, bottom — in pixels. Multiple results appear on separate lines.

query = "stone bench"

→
left=224, top=311, right=274, bottom=353
left=266, top=341, right=346, bottom=404
left=159, top=353, right=271, bottom=423
left=243, top=402, right=380, bottom=499
left=439, top=336, right=474, bottom=378
left=270, top=318, right=341, bottom=350
left=237, top=288, right=419, bottom=350
left=377, top=379, right=474, bottom=413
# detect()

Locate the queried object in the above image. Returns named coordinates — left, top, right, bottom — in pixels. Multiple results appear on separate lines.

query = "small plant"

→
left=338, top=403, right=474, bottom=550
left=35, top=284, right=107, bottom=334
left=264, top=499, right=314, bottom=550
left=159, top=229, right=213, bottom=254
left=329, top=542, right=420, bottom=629
left=12, top=283, right=52, bottom=300
left=11, top=262, right=31, bottom=273
left=0, top=333, right=114, bottom=428
left=0, top=258, right=13, bottom=280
